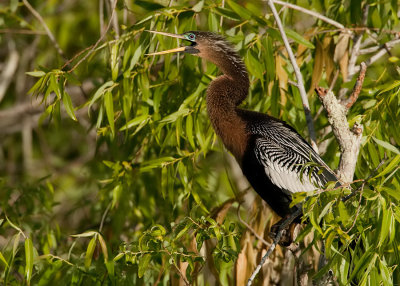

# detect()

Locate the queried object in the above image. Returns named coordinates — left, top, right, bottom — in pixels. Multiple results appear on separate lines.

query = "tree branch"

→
left=271, top=0, right=346, bottom=30
left=247, top=208, right=302, bottom=286
left=22, top=0, right=66, bottom=59
left=266, top=0, right=318, bottom=152
left=68, top=0, right=118, bottom=72
left=342, top=62, right=367, bottom=110
left=315, top=63, right=366, bottom=182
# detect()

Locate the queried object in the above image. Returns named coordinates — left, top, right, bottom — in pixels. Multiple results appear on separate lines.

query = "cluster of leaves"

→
left=1, top=0, right=399, bottom=285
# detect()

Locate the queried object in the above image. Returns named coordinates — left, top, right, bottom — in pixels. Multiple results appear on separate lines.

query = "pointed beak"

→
left=146, top=30, right=187, bottom=56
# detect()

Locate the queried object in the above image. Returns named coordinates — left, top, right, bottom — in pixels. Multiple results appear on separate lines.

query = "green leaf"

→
left=119, top=114, right=150, bottom=131
left=159, top=108, right=191, bottom=123
left=284, top=28, right=315, bottom=49
left=26, top=71, right=46, bottom=77
left=97, top=234, right=108, bottom=261
left=104, top=91, right=115, bottom=136
left=140, top=157, right=176, bottom=172
left=89, top=81, right=114, bottom=112
left=0, top=251, right=8, bottom=268
left=112, top=184, right=122, bottom=208
left=374, top=154, right=400, bottom=179
left=192, top=0, right=204, bottom=12
left=213, top=7, right=241, bottom=21
left=227, top=0, right=252, bottom=20
left=378, top=80, right=400, bottom=94
left=85, top=236, right=97, bottom=270
left=378, top=196, right=391, bottom=247
left=71, top=231, right=98, bottom=238
left=24, top=238, right=34, bottom=284
left=138, top=254, right=151, bottom=278
left=127, top=45, right=142, bottom=72
left=186, top=113, right=195, bottom=149
left=62, top=92, right=77, bottom=121
left=372, top=137, right=400, bottom=155
left=349, top=246, right=373, bottom=281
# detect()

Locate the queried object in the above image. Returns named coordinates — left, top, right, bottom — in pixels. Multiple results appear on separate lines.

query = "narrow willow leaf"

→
left=62, top=92, right=77, bottom=121
left=85, top=236, right=97, bottom=270
left=128, top=45, right=142, bottom=72
left=140, top=157, right=176, bottom=172
left=0, top=251, right=8, bottom=268
left=374, top=154, right=400, bottom=179
left=378, top=80, right=400, bottom=95
left=349, top=246, right=373, bottom=281
left=97, top=234, right=108, bottom=261
left=208, top=12, right=218, bottom=32
left=378, top=196, right=390, bottom=247
left=112, top=185, right=122, bottom=209
left=379, top=259, right=392, bottom=286
left=159, top=108, right=191, bottom=123
left=213, top=7, right=241, bottom=21
left=372, top=137, right=400, bottom=155
left=26, top=71, right=46, bottom=77
left=104, top=91, right=115, bottom=136
left=186, top=113, right=195, bottom=149
left=71, top=231, right=97, bottom=238
left=111, top=43, right=119, bottom=81
left=113, top=253, right=124, bottom=262
left=89, top=81, right=114, bottom=112
left=192, top=0, right=204, bottom=12
left=227, top=0, right=252, bottom=20
left=105, top=260, right=115, bottom=277
left=284, top=28, right=315, bottom=49
left=24, top=238, right=34, bottom=284
left=138, top=254, right=151, bottom=278
left=13, top=232, right=21, bottom=257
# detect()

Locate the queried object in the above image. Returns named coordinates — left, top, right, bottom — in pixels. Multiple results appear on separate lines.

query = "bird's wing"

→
left=251, top=121, right=337, bottom=194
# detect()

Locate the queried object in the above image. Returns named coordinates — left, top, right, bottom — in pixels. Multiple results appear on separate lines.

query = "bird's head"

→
left=147, top=30, right=247, bottom=80
left=146, top=30, right=238, bottom=63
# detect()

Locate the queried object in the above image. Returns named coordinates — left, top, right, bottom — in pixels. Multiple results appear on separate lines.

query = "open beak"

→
left=146, top=30, right=187, bottom=56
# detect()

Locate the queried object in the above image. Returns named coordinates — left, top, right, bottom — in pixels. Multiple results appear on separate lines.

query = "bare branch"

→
left=0, top=45, right=19, bottom=103
left=347, top=5, right=369, bottom=79
left=247, top=208, right=302, bottom=286
left=266, top=0, right=318, bottom=152
left=22, top=0, right=66, bottom=59
left=68, top=0, right=118, bottom=72
left=237, top=204, right=271, bottom=247
left=271, top=0, right=346, bottom=30
left=315, top=85, right=364, bottom=183
left=342, top=62, right=367, bottom=110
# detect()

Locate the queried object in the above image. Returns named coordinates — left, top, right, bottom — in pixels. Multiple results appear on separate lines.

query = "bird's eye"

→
left=186, top=33, right=195, bottom=41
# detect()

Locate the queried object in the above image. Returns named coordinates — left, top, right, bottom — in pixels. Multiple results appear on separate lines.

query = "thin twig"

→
left=237, top=204, right=271, bottom=247
left=68, top=0, right=118, bottom=72
left=22, top=0, right=66, bottom=59
left=359, top=38, right=400, bottom=54
left=344, top=183, right=364, bottom=233
left=267, top=0, right=318, bottom=152
left=342, top=62, right=367, bottom=110
left=99, top=202, right=112, bottom=233
left=271, top=0, right=346, bottom=30
left=347, top=5, right=369, bottom=80
left=0, top=28, right=46, bottom=35
left=247, top=208, right=302, bottom=286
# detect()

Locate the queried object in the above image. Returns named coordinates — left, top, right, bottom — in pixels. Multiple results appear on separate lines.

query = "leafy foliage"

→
left=0, top=0, right=399, bottom=285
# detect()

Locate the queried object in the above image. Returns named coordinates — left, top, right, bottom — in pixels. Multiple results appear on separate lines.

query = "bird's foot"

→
left=269, top=221, right=296, bottom=247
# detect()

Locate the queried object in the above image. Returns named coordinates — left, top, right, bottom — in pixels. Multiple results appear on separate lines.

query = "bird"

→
left=147, top=30, right=338, bottom=244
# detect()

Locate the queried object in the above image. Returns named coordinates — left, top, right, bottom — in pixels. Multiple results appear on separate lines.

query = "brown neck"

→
left=205, top=54, right=250, bottom=161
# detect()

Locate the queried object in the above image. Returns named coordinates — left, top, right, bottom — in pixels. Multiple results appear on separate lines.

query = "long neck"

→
left=205, top=51, right=250, bottom=161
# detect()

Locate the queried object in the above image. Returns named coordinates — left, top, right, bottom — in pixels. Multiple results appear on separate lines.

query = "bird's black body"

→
left=148, top=30, right=338, bottom=225
left=238, top=109, right=337, bottom=218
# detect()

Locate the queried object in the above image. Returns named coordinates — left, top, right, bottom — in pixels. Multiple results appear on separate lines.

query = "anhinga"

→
left=147, top=31, right=337, bottom=242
